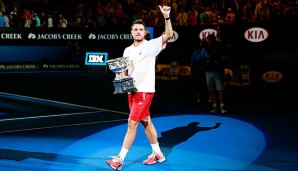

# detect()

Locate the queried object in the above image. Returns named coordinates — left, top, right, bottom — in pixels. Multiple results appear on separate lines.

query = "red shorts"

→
left=128, top=92, right=154, bottom=121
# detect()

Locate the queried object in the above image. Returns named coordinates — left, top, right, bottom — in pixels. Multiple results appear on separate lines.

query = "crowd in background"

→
left=0, top=0, right=297, bottom=28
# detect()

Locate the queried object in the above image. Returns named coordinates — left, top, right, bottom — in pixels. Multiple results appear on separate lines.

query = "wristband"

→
left=165, top=17, right=170, bottom=20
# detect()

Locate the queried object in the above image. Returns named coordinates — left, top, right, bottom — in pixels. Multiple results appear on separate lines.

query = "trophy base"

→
left=113, top=77, right=138, bottom=94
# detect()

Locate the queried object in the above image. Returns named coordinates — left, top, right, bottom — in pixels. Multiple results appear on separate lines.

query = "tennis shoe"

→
left=209, top=107, right=218, bottom=113
left=143, top=151, right=166, bottom=165
left=106, top=155, right=123, bottom=171
left=220, top=107, right=227, bottom=114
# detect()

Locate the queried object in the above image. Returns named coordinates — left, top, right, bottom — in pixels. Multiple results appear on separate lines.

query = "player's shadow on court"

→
left=126, top=122, right=222, bottom=169
left=158, top=122, right=222, bottom=157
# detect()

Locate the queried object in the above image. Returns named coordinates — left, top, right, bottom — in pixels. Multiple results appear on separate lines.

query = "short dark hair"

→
left=131, top=19, right=146, bottom=29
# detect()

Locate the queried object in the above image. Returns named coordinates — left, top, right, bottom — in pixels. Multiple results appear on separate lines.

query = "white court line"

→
left=0, top=92, right=130, bottom=133
left=0, top=119, right=128, bottom=134
left=0, top=111, right=103, bottom=122
left=0, top=91, right=129, bottom=117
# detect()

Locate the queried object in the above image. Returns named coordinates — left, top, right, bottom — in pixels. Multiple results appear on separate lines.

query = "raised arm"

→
left=159, top=5, right=173, bottom=43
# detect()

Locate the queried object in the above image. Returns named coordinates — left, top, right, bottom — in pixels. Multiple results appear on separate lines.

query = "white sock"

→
left=151, top=143, right=162, bottom=154
left=220, top=103, right=225, bottom=108
left=118, top=147, right=128, bottom=160
left=212, top=103, right=217, bottom=108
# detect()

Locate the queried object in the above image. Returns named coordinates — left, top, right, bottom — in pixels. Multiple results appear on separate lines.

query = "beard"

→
left=134, top=38, right=143, bottom=42
left=134, top=36, right=144, bottom=42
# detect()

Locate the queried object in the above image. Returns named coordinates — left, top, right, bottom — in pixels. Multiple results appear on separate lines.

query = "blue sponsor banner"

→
left=146, top=27, right=154, bottom=40
left=85, top=52, right=108, bottom=66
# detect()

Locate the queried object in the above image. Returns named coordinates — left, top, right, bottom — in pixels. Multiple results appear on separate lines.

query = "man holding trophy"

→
left=106, top=5, right=173, bottom=171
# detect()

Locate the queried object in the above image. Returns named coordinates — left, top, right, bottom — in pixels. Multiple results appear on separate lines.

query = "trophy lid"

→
left=107, top=57, right=129, bottom=72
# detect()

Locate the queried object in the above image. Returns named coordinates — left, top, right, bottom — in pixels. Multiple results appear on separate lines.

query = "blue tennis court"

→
left=0, top=73, right=297, bottom=171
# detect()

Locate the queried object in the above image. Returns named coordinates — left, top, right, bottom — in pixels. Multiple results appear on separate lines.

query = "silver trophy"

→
left=107, top=57, right=137, bottom=94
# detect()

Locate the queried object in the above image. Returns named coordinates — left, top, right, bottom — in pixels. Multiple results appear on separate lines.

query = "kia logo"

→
left=244, top=27, right=269, bottom=43
left=167, top=30, right=178, bottom=43
left=262, top=71, right=283, bottom=83
left=199, top=28, right=217, bottom=40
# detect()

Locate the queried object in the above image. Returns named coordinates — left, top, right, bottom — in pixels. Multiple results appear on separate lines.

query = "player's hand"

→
left=159, top=5, right=171, bottom=18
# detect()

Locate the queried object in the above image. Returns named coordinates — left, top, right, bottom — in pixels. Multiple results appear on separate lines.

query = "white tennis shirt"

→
left=123, top=36, right=165, bottom=92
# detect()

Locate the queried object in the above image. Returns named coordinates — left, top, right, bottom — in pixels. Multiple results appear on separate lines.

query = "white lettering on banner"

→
left=88, top=55, right=104, bottom=63
left=119, top=34, right=133, bottom=40
left=43, top=64, right=80, bottom=69
left=50, top=64, right=65, bottom=68
left=65, top=64, right=80, bottom=68
left=88, top=33, right=133, bottom=40
left=37, top=34, right=62, bottom=40
left=5, top=65, right=37, bottom=69
left=97, top=34, right=119, bottom=40
left=62, top=34, right=82, bottom=39
left=1, top=33, right=22, bottom=39
left=35, top=34, right=83, bottom=40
